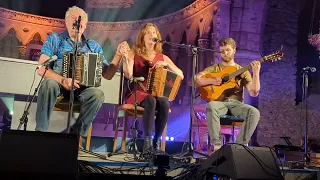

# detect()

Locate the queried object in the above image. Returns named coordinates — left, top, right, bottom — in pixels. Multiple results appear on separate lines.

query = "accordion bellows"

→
left=146, top=67, right=182, bottom=101
left=62, top=52, right=104, bottom=87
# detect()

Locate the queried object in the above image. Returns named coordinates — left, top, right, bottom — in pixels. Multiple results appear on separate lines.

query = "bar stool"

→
left=207, top=114, right=244, bottom=155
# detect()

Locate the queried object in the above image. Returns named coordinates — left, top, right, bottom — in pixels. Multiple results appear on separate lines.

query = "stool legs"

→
left=79, top=136, right=82, bottom=148
left=79, top=123, right=92, bottom=150
left=112, top=116, right=121, bottom=153
left=207, top=125, right=238, bottom=155
left=161, top=124, right=167, bottom=151
left=85, top=124, right=92, bottom=150
left=207, top=135, right=211, bottom=155
left=232, top=126, right=235, bottom=143
left=120, top=113, right=129, bottom=152
left=112, top=111, right=168, bottom=153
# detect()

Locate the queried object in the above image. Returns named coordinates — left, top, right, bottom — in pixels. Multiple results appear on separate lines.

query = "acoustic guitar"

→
left=197, top=49, right=284, bottom=102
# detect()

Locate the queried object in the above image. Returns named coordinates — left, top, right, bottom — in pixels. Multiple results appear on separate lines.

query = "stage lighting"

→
left=1, top=110, right=12, bottom=130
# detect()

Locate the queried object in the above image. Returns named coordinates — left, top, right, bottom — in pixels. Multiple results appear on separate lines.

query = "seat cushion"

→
left=54, top=94, right=81, bottom=112
left=120, top=104, right=145, bottom=111
left=119, top=104, right=171, bottom=116
left=220, top=115, right=244, bottom=126
left=54, top=102, right=81, bottom=112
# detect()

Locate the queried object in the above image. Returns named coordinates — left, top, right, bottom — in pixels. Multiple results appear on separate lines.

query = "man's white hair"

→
left=65, top=6, right=88, bottom=23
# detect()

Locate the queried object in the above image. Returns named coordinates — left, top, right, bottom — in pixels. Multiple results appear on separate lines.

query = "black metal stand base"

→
left=179, top=142, right=209, bottom=157
left=17, top=66, right=49, bottom=131
left=303, top=153, right=311, bottom=163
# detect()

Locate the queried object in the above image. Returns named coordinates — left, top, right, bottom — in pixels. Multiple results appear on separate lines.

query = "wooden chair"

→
left=207, top=114, right=244, bottom=155
left=112, top=67, right=170, bottom=153
left=53, top=96, right=93, bottom=151
left=112, top=104, right=170, bottom=153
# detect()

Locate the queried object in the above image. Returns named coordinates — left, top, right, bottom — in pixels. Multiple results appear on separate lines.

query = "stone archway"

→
left=28, top=32, right=43, bottom=45
left=0, top=28, right=22, bottom=59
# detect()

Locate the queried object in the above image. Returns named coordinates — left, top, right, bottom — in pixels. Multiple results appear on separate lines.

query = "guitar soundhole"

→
left=222, top=76, right=229, bottom=83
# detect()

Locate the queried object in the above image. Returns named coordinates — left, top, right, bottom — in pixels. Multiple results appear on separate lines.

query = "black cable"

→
left=295, top=173, right=304, bottom=180
left=231, top=143, right=280, bottom=174
left=78, top=147, right=108, bottom=160
left=124, top=153, right=135, bottom=161
left=257, top=145, right=286, bottom=177
left=172, top=163, right=202, bottom=179
left=235, top=143, right=284, bottom=179
left=268, top=145, right=286, bottom=177
left=79, top=152, right=200, bottom=177
left=78, top=160, right=115, bottom=174
left=78, top=161, right=88, bottom=173
left=149, top=164, right=155, bottom=176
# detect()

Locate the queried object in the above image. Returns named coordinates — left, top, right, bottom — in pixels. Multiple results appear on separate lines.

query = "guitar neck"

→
left=229, top=58, right=265, bottom=79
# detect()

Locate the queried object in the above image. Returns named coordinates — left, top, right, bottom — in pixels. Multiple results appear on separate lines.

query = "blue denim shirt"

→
left=41, top=31, right=108, bottom=74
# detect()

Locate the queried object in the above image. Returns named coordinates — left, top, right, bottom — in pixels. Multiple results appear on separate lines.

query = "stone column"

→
left=169, top=46, right=180, bottom=64
left=214, top=0, right=231, bottom=64
left=18, top=45, right=27, bottom=59
left=211, top=32, right=221, bottom=65
left=182, top=49, right=194, bottom=105
left=197, top=38, right=210, bottom=72
left=229, top=0, right=267, bottom=52
left=216, top=0, right=231, bottom=39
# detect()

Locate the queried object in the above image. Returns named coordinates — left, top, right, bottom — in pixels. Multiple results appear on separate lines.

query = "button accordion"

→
left=62, top=52, right=104, bottom=87
left=146, top=67, right=182, bottom=101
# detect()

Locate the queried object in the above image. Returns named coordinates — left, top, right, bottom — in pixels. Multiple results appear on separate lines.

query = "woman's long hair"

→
left=132, top=23, right=163, bottom=60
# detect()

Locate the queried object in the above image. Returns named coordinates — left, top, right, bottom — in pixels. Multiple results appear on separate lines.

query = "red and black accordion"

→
left=146, top=67, right=182, bottom=101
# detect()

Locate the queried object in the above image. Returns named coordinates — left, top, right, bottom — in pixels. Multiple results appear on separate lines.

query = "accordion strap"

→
left=138, top=82, right=147, bottom=92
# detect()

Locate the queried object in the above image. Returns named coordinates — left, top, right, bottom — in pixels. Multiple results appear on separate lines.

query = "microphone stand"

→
left=66, top=17, right=81, bottom=133
left=128, top=77, right=140, bottom=160
left=155, top=39, right=220, bottom=157
left=17, top=65, right=50, bottom=130
left=302, top=69, right=311, bottom=165
left=66, top=17, right=108, bottom=161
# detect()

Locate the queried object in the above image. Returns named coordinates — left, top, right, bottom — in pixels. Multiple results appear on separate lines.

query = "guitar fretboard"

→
left=228, top=57, right=265, bottom=79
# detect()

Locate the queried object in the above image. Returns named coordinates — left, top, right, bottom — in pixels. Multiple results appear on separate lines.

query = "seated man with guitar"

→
left=35, top=6, right=127, bottom=137
left=195, top=38, right=261, bottom=151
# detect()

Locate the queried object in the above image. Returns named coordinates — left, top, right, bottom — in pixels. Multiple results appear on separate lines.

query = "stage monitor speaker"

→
left=0, top=129, right=79, bottom=177
left=201, top=144, right=283, bottom=180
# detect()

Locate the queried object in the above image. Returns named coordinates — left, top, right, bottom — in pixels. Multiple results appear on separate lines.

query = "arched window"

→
left=0, top=28, right=22, bottom=59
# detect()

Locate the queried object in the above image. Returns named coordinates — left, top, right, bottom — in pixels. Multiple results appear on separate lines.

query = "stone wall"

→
left=258, top=0, right=320, bottom=147
left=230, top=0, right=267, bottom=53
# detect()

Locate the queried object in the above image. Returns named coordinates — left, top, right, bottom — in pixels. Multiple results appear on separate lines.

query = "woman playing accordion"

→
left=120, top=23, right=184, bottom=156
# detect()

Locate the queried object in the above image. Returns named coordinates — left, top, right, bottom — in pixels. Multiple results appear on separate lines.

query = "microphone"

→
left=152, top=37, right=163, bottom=43
left=77, top=15, right=81, bottom=25
left=37, top=55, right=57, bottom=69
left=303, top=66, right=316, bottom=72
left=73, top=16, right=82, bottom=30
left=130, top=77, right=145, bottom=82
